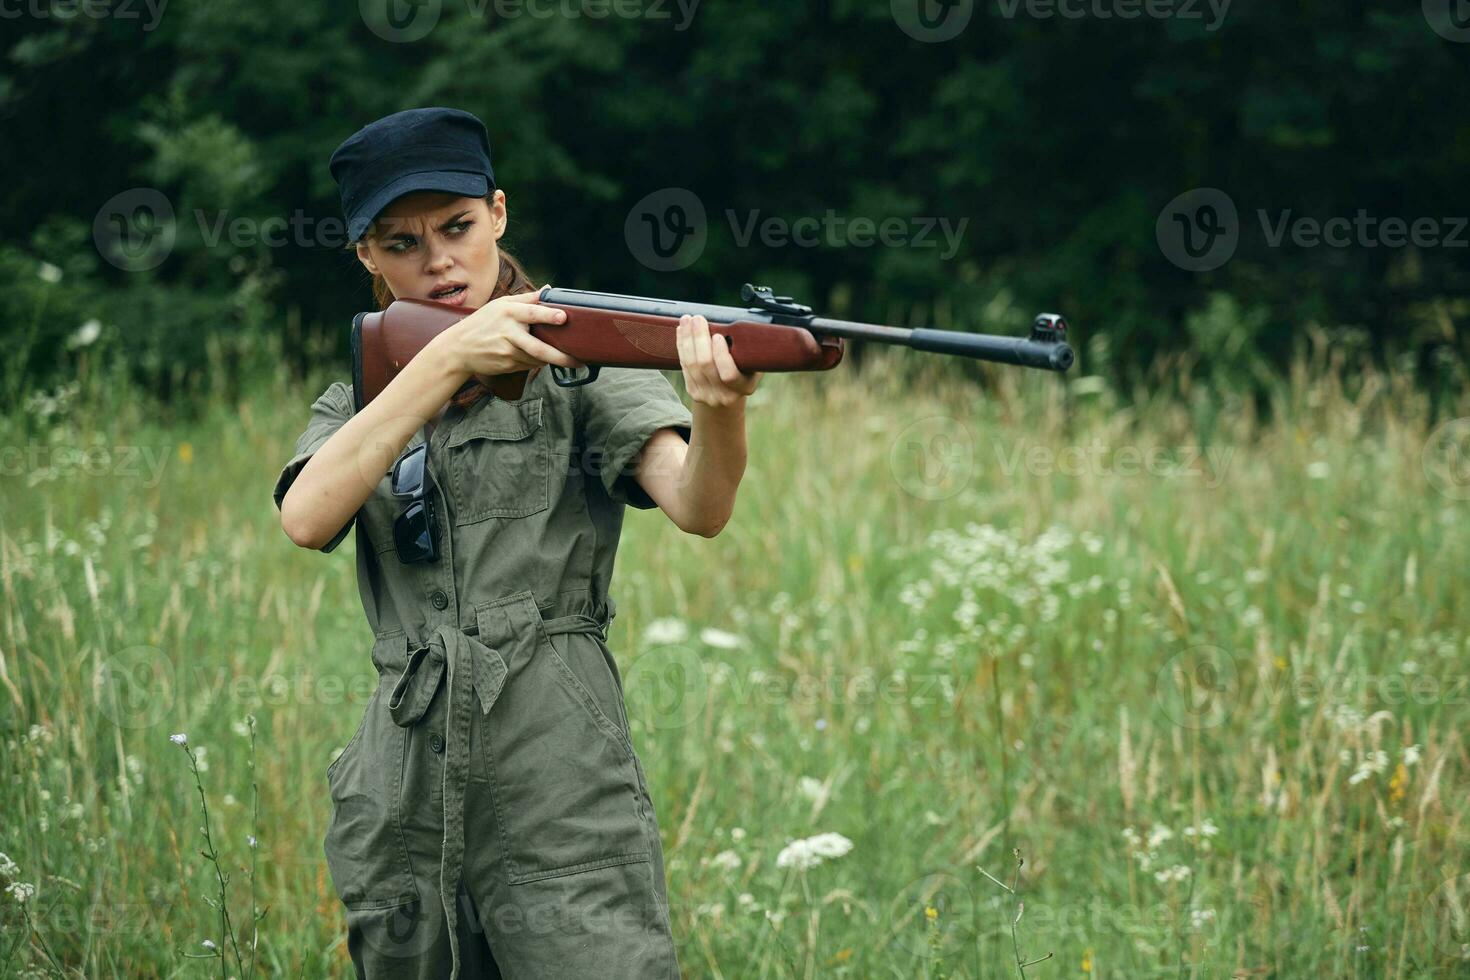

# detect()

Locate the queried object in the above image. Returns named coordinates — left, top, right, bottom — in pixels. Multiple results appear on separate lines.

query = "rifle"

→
left=350, top=283, right=1073, bottom=410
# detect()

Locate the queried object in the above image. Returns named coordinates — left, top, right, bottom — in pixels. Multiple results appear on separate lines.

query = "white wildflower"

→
left=797, top=776, right=824, bottom=802
left=705, top=850, right=741, bottom=872
left=699, top=627, right=743, bottom=649
left=1153, top=865, right=1192, bottom=884
left=37, top=262, right=62, bottom=284
left=729, top=827, right=746, bottom=842
left=776, top=832, right=853, bottom=871
left=643, top=618, right=689, bottom=645
left=1307, top=461, right=1331, bottom=479
left=200, top=939, right=217, bottom=951
left=1404, top=745, right=1422, bottom=767
left=0, top=854, right=17, bottom=879
left=737, top=892, right=756, bottom=910
left=66, top=320, right=102, bottom=350
left=5, top=882, right=36, bottom=904
left=169, top=732, right=188, bottom=746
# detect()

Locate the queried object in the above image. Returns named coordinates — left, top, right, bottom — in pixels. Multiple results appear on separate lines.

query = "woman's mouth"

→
left=430, top=283, right=469, bottom=305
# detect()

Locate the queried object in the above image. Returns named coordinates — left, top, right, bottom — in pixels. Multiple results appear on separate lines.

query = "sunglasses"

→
left=390, top=442, right=439, bottom=564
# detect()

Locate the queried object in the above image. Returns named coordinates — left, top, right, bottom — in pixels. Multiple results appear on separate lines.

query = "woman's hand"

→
left=676, top=314, right=762, bottom=408
left=434, top=287, right=584, bottom=383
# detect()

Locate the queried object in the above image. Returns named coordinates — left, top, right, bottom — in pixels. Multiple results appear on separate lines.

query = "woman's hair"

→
left=351, top=196, right=537, bottom=411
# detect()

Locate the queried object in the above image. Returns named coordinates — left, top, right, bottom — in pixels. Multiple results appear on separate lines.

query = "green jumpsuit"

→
left=272, top=367, right=693, bottom=979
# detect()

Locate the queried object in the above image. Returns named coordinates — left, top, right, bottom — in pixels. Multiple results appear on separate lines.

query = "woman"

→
left=273, top=107, right=759, bottom=979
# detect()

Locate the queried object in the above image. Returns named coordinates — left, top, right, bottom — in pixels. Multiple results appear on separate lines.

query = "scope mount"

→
left=742, top=283, right=814, bottom=324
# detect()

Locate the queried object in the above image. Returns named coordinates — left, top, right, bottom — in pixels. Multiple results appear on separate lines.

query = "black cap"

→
left=330, top=107, right=496, bottom=243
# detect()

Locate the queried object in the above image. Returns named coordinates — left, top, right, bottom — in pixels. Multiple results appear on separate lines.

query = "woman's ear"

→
left=489, top=190, right=508, bottom=240
left=355, top=242, right=379, bottom=276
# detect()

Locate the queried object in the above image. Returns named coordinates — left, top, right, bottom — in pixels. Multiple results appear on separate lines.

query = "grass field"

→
left=1, top=344, right=1467, bottom=978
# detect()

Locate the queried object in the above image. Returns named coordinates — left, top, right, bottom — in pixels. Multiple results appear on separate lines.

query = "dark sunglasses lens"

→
left=393, top=444, right=427, bottom=496
left=394, top=501, right=436, bottom=563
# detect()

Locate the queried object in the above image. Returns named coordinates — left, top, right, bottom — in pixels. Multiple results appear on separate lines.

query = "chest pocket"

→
left=446, top=396, right=550, bottom=525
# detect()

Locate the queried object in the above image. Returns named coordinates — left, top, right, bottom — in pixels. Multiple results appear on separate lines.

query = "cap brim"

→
left=349, top=171, right=490, bottom=241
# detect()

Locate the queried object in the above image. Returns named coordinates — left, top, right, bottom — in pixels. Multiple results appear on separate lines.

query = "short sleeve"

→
left=577, top=368, right=693, bottom=510
left=273, top=380, right=356, bottom=552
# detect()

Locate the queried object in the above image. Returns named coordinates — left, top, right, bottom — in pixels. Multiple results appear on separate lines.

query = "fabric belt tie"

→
left=384, top=608, right=610, bottom=980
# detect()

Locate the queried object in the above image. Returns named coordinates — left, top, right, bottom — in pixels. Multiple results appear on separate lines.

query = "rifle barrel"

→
left=809, top=317, right=1074, bottom=372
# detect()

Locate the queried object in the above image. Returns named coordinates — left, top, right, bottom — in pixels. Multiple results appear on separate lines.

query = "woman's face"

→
left=355, top=190, right=506, bottom=307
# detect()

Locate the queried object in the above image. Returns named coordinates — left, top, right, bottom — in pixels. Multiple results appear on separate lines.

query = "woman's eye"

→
left=388, top=238, right=415, bottom=254
left=448, top=221, right=473, bottom=235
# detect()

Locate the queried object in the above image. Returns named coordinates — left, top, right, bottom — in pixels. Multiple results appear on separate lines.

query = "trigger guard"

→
left=551, top=364, right=600, bottom=387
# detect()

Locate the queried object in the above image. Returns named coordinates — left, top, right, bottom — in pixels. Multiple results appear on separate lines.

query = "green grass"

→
left=1, top=348, right=1467, bottom=978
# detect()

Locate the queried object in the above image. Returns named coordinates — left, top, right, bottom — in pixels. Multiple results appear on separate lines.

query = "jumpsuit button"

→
left=429, top=732, right=445, bottom=754
left=430, top=589, right=449, bottom=610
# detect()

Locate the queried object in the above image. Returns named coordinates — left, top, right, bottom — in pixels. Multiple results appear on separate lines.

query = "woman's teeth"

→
left=434, top=286, right=466, bottom=300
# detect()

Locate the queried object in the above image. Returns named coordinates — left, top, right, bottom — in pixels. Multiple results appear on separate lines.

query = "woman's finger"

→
left=507, top=330, right=583, bottom=370
left=711, top=332, right=746, bottom=385
left=690, top=314, right=713, bottom=369
left=505, top=301, right=568, bottom=325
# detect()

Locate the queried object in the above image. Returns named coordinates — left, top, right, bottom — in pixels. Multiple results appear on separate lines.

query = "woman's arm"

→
left=280, top=335, right=468, bottom=549
left=634, top=314, right=761, bottom=538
